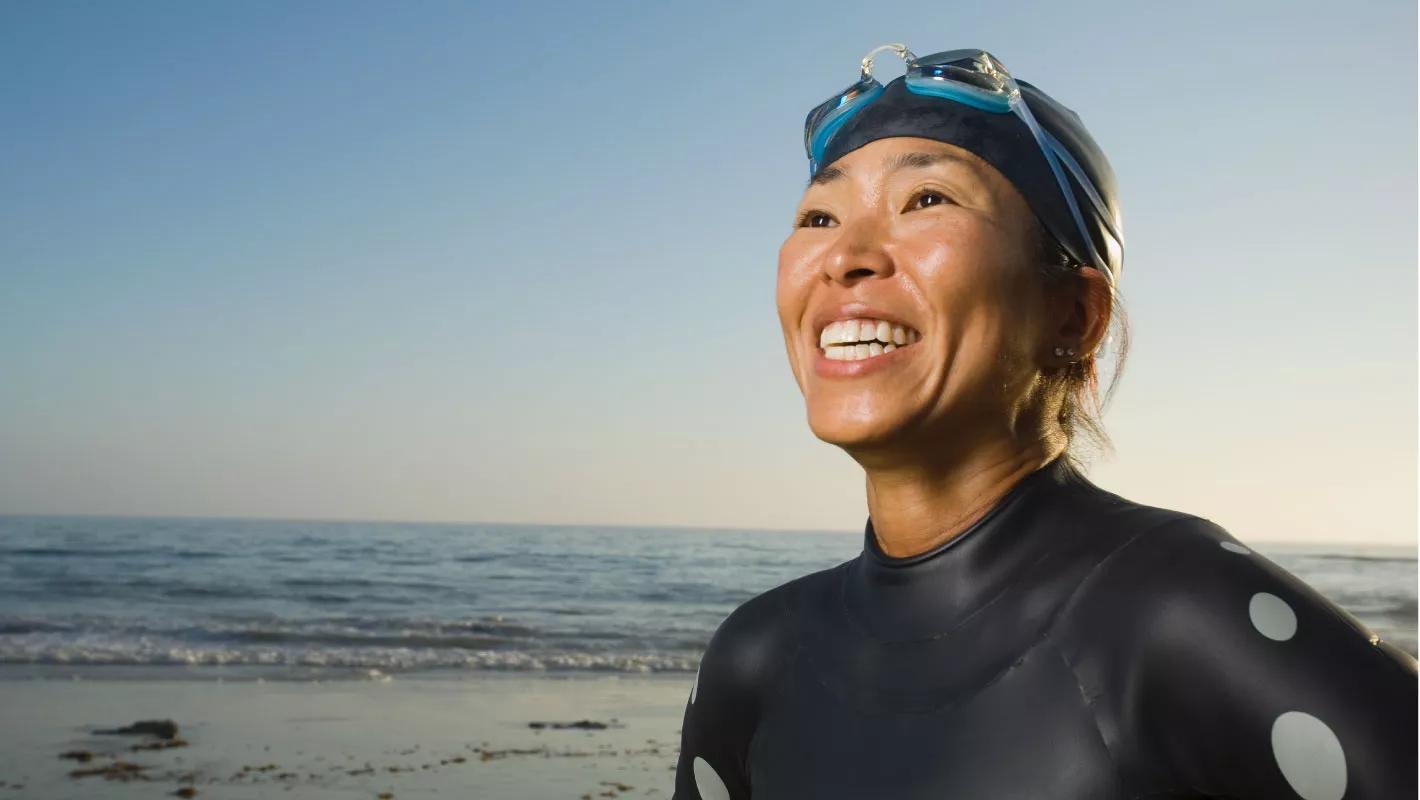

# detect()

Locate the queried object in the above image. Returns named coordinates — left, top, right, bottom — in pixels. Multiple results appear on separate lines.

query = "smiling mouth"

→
left=817, top=318, right=922, bottom=361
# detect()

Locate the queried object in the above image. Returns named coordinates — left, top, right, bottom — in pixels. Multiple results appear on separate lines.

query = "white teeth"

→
left=823, top=341, right=901, bottom=361
left=823, top=319, right=920, bottom=353
left=823, top=333, right=908, bottom=360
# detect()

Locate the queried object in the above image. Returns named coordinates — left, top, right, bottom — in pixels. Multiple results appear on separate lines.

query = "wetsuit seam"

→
left=1040, top=513, right=1202, bottom=642
left=1040, top=513, right=1204, bottom=800
left=1047, top=639, right=1129, bottom=798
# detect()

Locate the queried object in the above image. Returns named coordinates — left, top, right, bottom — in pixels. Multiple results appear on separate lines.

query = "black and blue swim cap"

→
left=812, top=72, right=1124, bottom=283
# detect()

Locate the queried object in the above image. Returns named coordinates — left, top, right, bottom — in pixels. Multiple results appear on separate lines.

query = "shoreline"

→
left=0, top=663, right=700, bottom=683
left=0, top=671, right=690, bottom=799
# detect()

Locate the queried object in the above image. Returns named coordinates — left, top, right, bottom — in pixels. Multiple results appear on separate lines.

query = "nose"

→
left=820, top=215, right=895, bottom=285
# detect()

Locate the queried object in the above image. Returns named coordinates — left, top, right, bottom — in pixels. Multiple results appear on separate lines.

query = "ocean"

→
left=1, top=515, right=1414, bottom=681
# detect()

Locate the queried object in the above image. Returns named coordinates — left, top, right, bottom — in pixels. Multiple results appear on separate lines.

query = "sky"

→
left=1, top=0, right=1415, bottom=546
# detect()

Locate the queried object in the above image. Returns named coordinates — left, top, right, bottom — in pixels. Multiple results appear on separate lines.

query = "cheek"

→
left=903, top=217, right=1035, bottom=362
left=901, top=217, right=1007, bottom=313
left=776, top=237, right=816, bottom=320
left=777, top=233, right=817, bottom=278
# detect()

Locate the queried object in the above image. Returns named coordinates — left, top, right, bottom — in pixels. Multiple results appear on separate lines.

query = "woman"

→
left=672, top=46, right=1416, bottom=799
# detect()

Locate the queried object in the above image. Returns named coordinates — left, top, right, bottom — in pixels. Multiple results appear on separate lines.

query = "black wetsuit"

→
left=672, top=456, right=1417, bottom=799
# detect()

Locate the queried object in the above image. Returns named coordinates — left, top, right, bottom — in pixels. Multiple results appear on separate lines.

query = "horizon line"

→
left=0, top=510, right=1415, bottom=551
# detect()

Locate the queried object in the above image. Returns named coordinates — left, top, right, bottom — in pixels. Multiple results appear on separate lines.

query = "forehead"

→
left=806, top=137, right=995, bottom=191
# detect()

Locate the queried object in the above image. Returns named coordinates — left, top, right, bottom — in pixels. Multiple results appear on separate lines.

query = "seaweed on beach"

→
left=69, top=760, right=149, bottom=781
left=93, top=719, right=179, bottom=739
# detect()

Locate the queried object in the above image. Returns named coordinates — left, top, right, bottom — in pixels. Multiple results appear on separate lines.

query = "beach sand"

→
left=0, top=669, right=690, bottom=799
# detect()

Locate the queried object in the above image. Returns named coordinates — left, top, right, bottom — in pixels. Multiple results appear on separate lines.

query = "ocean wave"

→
left=2, top=546, right=156, bottom=558
left=279, top=577, right=454, bottom=593
left=0, top=619, right=76, bottom=635
left=0, top=613, right=549, bottom=643
left=212, top=629, right=517, bottom=650
left=0, top=639, right=699, bottom=675
left=303, top=593, right=356, bottom=605
left=1297, top=553, right=1416, bottom=565
left=171, top=550, right=228, bottom=560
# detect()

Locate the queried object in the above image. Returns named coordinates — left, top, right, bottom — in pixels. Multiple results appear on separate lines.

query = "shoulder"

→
left=675, top=565, right=838, bottom=799
left=1053, top=511, right=1410, bottom=667
left=1057, top=512, right=1410, bottom=668
left=694, top=562, right=838, bottom=700
left=1050, top=513, right=1417, bottom=796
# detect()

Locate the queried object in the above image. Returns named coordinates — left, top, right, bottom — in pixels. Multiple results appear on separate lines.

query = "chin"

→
left=805, top=403, right=911, bottom=450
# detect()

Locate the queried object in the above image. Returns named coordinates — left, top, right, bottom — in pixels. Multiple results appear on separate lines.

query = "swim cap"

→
left=815, top=74, right=1124, bottom=282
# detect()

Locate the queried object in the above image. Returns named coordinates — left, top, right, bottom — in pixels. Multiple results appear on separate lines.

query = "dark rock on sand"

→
left=58, top=750, right=94, bottom=762
left=173, top=788, right=199, bottom=798
left=527, top=719, right=617, bottom=730
left=94, top=719, right=179, bottom=740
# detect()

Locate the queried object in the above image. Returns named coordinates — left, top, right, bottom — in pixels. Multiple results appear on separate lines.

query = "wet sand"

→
left=0, top=670, right=690, bottom=799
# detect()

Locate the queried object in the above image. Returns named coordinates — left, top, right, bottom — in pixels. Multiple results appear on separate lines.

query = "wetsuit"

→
left=672, top=456, right=1417, bottom=799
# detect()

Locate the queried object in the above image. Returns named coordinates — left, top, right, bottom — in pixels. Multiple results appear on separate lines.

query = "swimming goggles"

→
left=803, top=44, right=1116, bottom=275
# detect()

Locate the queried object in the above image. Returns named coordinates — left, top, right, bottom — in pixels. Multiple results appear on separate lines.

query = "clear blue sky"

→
left=2, top=0, right=1415, bottom=545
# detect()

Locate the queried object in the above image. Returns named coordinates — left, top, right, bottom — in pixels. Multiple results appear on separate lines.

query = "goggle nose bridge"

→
left=858, top=43, right=916, bottom=81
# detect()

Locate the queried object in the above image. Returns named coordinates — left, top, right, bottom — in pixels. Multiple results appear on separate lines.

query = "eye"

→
left=794, top=209, right=836, bottom=228
left=906, top=188, right=953, bottom=211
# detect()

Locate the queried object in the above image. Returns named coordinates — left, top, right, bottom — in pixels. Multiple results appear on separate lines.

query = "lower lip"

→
left=813, top=342, right=918, bottom=379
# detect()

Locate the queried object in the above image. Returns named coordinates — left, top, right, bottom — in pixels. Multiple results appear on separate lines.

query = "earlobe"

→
left=1042, top=266, right=1110, bottom=367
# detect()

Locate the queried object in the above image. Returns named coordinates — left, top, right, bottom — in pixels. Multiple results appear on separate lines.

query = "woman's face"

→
left=777, top=136, right=1063, bottom=459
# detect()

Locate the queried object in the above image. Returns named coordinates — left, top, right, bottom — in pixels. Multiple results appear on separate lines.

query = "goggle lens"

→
left=803, top=77, right=883, bottom=172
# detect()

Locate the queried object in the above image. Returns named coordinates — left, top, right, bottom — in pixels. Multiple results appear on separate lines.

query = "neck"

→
left=862, top=438, right=1066, bottom=559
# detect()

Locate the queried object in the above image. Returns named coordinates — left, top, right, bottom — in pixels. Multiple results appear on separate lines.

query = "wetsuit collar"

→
left=846, top=454, right=1082, bottom=641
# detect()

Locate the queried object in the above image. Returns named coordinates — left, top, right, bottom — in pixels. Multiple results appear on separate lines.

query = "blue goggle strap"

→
left=1037, top=127, right=1120, bottom=245
left=1008, top=94, right=1113, bottom=282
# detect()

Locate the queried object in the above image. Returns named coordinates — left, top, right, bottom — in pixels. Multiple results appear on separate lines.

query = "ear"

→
left=1047, top=266, right=1112, bottom=360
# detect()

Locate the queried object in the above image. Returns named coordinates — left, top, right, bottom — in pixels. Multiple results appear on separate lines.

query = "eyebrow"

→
left=806, top=150, right=978, bottom=189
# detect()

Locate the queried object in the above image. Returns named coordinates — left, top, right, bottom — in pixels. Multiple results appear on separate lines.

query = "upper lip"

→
left=811, top=301, right=919, bottom=343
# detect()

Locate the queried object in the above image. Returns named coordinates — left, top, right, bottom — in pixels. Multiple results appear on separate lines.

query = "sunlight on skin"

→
left=775, top=136, right=1112, bottom=558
